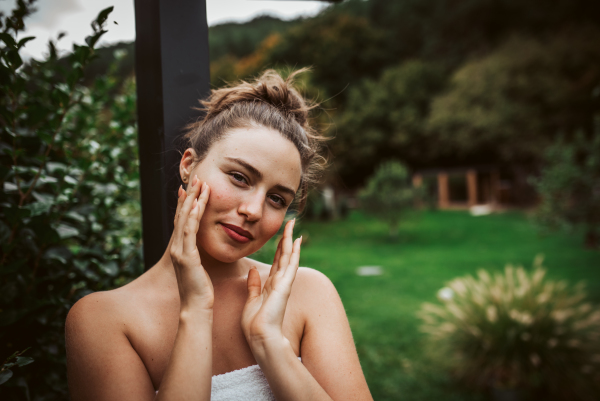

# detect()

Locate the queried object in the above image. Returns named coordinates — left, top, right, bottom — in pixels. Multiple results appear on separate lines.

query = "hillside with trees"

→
left=87, top=0, right=600, bottom=191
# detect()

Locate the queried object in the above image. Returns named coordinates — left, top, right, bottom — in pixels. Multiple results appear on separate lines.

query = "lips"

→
left=220, top=223, right=253, bottom=243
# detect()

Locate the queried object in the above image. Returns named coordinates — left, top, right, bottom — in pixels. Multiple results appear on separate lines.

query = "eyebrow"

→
left=225, top=157, right=297, bottom=198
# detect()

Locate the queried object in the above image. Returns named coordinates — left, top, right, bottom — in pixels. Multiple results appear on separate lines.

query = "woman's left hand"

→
left=242, top=218, right=301, bottom=349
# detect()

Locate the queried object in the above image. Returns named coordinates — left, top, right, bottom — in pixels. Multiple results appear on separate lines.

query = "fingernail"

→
left=202, top=182, right=207, bottom=191
left=300, top=235, right=303, bottom=243
left=192, top=198, right=198, bottom=209
left=192, top=175, right=198, bottom=187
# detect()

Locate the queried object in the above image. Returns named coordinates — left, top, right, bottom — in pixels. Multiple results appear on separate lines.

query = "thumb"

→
left=246, top=266, right=262, bottom=301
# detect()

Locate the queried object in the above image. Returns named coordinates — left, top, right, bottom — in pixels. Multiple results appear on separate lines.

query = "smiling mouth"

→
left=220, top=223, right=253, bottom=243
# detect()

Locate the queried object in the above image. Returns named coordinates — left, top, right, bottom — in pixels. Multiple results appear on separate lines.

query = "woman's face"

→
left=180, top=126, right=302, bottom=263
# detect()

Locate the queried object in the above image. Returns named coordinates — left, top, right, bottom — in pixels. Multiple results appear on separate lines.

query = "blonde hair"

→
left=184, top=68, right=326, bottom=211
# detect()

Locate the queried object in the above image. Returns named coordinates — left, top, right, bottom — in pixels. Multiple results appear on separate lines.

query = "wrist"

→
left=180, top=294, right=214, bottom=312
left=179, top=306, right=213, bottom=325
left=248, top=333, right=291, bottom=361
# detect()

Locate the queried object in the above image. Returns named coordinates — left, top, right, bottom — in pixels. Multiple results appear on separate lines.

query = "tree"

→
left=266, top=10, right=389, bottom=104
left=332, top=60, right=446, bottom=186
left=427, top=28, right=600, bottom=165
left=532, top=132, right=600, bottom=249
left=358, top=161, right=418, bottom=239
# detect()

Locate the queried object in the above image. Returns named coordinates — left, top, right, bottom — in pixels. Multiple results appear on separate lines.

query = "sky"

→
left=0, top=0, right=329, bottom=59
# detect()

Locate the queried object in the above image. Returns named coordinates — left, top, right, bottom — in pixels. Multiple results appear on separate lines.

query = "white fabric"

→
left=155, top=358, right=301, bottom=400
left=210, top=363, right=276, bottom=401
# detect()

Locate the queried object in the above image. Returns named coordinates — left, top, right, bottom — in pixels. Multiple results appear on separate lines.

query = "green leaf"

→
left=17, top=36, right=36, bottom=49
left=64, top=175, right=78, bottom=185
left=0, top=32, right=16, bottom=48
left=0, top=369, right=13, bottom=385
left=3, top=182, right=19, bottom=193
left=65, top=211, right=86, bottom=223
left=24, top=200, right=53, bottom=217
left=46, top=162, right=67, bottom=174
left=95, top=6, right=114, bottom=27
left=55, top=224, right=79, bottom=239
left=15, top=357, right=34, bottom=367
left=43, top=247, right=72, bottom=265
left=6, top=50, right=23, bottom=69
left=99, top=261, right=119, bottom=277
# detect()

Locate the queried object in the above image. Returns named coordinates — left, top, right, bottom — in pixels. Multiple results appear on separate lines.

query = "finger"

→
left=173, top=185, right=187, bottom=228
left=277, top=219, right=295, bottom=272
left=283, top=237, right=302, bottom=281
left=182, top=198, right=199, bottom=255
left=173, top=176, right=202, bottom=252
left=195, top=182, right=210, bottom=222
left=268, top=239, right=283, bottom=278
left=246, top=266, right=262, bottom=301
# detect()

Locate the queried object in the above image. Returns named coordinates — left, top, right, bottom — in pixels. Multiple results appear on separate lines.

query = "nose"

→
left=238, top=190, right=263, bottom=221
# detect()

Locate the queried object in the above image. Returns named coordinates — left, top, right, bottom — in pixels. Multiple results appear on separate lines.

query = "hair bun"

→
left=202, top=68, right=314, bottom=128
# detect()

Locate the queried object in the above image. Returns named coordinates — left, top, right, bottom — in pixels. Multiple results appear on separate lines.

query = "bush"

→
left=359, top=160, right=419, bottom=239
left=531, top=132, right=600, bottom=249
left=418, top=256, right=600, bottom=400
left=0, top=2, right=143, bottom=399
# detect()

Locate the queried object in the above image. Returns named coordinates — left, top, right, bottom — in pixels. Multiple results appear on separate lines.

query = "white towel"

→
left=156, top=358, right=301, bottom=400
left=211, top=363, right=275, bottom=401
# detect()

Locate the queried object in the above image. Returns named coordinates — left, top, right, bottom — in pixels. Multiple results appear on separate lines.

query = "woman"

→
left=65, top=70, right=373, bottom=401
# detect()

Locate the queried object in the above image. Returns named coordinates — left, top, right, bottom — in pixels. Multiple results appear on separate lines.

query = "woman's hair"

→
left=183, top=68, right=326, bottom=211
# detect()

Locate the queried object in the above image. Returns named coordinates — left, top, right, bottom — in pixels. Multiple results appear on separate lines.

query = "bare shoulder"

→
left=65, top=288, right=129, bottom=363
left=295, top=267, right=334, bottom=285
left=291, top=267, right=343, bottom=317
left=66, top=282, right=134, bottom=333
left=67, top=291, right=118, bottom=331
left=293, top=267, right=338, bottom=297
left=65, top=281, right=156, bottom=400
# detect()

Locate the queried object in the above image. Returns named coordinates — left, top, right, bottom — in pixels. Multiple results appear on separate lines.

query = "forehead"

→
left=210, top=126, right=302, bottom=188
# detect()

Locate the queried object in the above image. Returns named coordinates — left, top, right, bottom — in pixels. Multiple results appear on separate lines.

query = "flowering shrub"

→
left=419, top=256, right=600, bottom=400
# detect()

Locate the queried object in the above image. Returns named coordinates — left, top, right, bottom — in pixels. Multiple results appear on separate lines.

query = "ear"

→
left=179, top=148, right=197, bottom=183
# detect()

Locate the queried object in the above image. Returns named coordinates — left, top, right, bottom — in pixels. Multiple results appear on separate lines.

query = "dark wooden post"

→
left=134, top=0, right=210, bottom=269
left=437, top=172, right=449, bottom=209
left=466, top=169, right=478, bottom=207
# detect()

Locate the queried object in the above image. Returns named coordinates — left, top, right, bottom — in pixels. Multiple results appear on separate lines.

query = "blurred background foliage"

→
left=1, top=2, right=142, bottom=399
left=1, top=0, right=600, bottom=400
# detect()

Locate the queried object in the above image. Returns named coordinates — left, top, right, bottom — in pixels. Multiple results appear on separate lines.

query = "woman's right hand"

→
left=169, top=175, right=213, bottom=311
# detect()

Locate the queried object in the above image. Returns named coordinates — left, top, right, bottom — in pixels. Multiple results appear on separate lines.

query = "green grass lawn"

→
left=261, top=210, right=600, bottom=401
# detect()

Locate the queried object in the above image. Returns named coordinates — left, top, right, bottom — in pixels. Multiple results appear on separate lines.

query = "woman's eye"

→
left=269, top=194, right=287, bottom=207
left=230, top=172, right=248, bottom=185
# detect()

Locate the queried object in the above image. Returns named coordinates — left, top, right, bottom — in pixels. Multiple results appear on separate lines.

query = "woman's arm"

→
left=66, top=177, right=214, bottom=401
left=155, top=178, right=214, bottom=400
left=241, top=222, right=373, bottom=401
left=291, top=268, right=373, bottom=401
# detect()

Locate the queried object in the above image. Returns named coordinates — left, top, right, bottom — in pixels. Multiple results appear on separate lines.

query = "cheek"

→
left=259, top=213, right=284, bottom=240
left=202, top=173, right=240, bottom=211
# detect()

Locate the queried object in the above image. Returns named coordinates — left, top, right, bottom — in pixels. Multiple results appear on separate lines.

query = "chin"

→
left=198, top=234, right=264, bottom=264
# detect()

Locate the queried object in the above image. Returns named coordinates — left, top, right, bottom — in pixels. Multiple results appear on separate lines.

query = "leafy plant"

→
left=418, top=256, right=600, bottom=400
left=531, top=131, right=600, bottom=249
left=0, top=348, right=33, bottom=386
left=0, top=2, right=143, bottom=399
left=358, top=160, right=419, bottom=239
